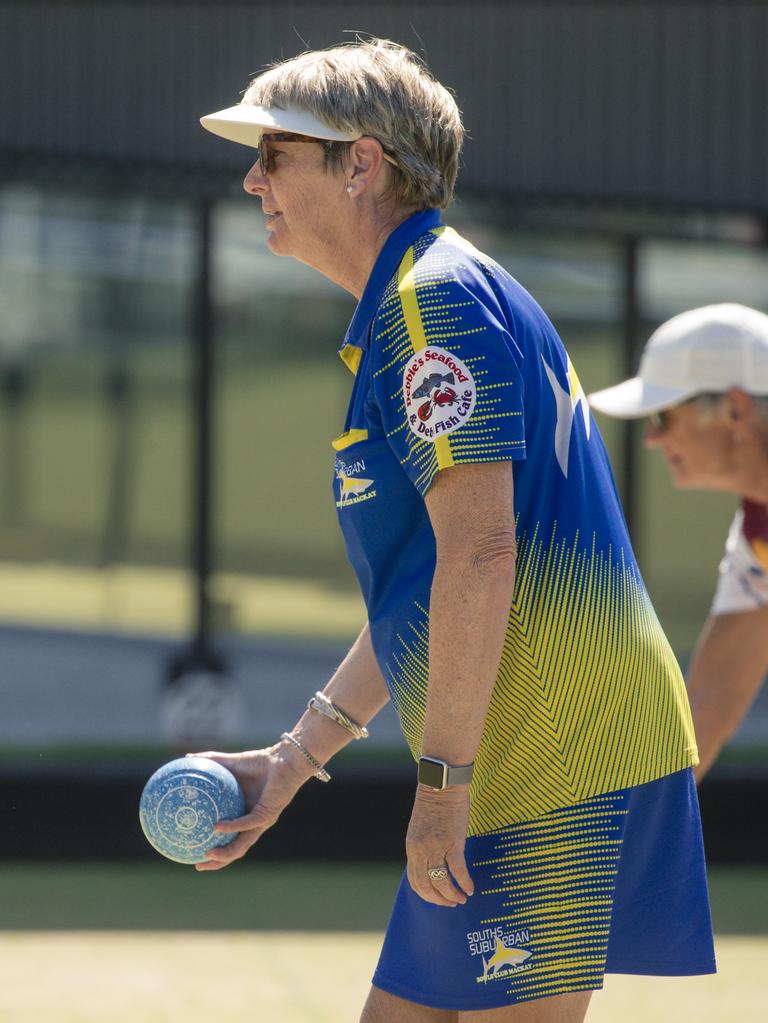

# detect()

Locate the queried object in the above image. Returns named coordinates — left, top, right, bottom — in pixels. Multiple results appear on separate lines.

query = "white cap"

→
left=200, top=102, right=362, bottom=148
left=588, top=303, right=768, bottom=419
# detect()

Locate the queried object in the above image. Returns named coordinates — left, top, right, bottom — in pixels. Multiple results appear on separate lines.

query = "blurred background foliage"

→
left=1, top=184, right=765, bottom=658
left=0, top=19, right=766, bottom=1021
left=0, top=1, right=767, bottom=779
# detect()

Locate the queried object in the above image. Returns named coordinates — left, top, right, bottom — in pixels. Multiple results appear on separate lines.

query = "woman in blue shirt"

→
left=197, top=37, right=713, bottom=1021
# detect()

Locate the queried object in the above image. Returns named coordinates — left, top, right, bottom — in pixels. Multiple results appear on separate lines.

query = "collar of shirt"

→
left=339, top=208, right=443, bottom=367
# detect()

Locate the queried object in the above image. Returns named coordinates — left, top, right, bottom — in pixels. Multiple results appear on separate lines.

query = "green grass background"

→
left=0, top=865, right=764, bottom=1023
left=0, top=332, right=736, bottom=656
left=0, top=863, right=764, bottom=934
left=0, top=196, right=750, bottom=657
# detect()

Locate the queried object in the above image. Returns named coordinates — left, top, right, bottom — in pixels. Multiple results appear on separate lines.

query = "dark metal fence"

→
left=0, top=1, right=766, bottom=211
left=1, top=1, right=765, bottom=752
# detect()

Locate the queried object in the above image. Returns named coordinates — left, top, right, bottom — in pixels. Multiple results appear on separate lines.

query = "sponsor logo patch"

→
left=402, top=346, right=476, bottom=442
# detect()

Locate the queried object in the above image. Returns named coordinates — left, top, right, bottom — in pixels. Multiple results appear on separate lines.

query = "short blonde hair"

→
left=244, top=39, right=464, bottom=210
left=692, top=392, right=768, bottom=433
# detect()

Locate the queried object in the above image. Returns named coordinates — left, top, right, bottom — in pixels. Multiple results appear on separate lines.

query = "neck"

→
left=305, top=204, right=418, bottom=299
left=732, top=441, right=768, bottom=505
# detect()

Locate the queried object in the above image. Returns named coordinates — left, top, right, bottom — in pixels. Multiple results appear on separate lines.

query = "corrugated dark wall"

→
left=0, top=0, right=766, bottom=211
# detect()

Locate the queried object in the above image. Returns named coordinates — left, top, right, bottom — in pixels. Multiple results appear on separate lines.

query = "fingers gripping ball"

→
left=139, top=757, right=245, bottom=864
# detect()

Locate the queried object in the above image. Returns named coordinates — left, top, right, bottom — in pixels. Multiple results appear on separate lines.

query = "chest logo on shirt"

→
left=403, top=346, right=476, bottom=442
left=335, top=458, right=377, bottom=508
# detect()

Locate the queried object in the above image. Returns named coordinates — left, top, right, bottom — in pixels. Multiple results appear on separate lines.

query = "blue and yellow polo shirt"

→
left=333, top=209, right=697, bottom=835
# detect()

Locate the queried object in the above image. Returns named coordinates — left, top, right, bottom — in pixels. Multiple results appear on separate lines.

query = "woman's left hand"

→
left=405, top=785, right=474, bottom=907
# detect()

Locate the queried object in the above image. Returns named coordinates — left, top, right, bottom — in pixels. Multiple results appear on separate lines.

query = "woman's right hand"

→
left=188, top=744, right=311, bottom=871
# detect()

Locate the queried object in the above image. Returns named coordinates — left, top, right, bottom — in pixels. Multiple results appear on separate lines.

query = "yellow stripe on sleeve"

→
left=436, top=225, right=485, bottom=261
left=397, top=246, right=455, bottom=470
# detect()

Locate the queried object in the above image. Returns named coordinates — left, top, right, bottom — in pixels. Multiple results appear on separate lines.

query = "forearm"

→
left=421, top=547, right=516, bottom=765
left=195, top=624, right=390, bottom=869
left=404, top=462, right=515, bottom=906
left=287, top=621, right=391, bottom=775
left=405, top=540, right=514, bottom=907
left=687, top=608, right=768, bottom=780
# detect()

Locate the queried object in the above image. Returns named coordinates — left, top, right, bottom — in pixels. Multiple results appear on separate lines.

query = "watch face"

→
left=418, top=758, right=446, bottom=789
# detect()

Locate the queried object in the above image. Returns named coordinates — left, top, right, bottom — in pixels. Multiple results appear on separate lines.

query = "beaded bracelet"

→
left=280, top=731, right=331, bottom=782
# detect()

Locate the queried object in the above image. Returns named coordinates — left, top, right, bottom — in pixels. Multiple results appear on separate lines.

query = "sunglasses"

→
left=647, top=409, right=670, bottom=434
left=646, top=393, right=722, bottom=434
left=255, top=131, right=398, bottom=174
left=254, top=132, right=325, bottom=173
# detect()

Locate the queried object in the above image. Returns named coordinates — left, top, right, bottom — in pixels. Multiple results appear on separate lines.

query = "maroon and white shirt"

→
left=712, top=500, right=768, bottom=614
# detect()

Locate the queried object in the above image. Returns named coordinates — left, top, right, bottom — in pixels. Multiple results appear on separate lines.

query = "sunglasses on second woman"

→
left=647, top=409, right=670, bottom=434
left=647, top=393, right=722, bottom=434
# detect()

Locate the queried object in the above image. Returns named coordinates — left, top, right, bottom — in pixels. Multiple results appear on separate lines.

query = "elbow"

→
left=434, top=526, right=517, bottom=589
left=465, top=529, right=517, bottom=588
left=471, top=530, right=516, bottom=573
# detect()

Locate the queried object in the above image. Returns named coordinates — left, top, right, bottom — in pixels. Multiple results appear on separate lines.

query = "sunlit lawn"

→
left=0, top=931, right=764, bottom=1023
left=0, top=864, right=764, bottom=1022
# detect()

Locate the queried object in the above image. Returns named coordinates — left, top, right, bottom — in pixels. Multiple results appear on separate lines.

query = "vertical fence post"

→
left=621, top=235, right=641, bottom=562
left=193, top=195, right=214, bottom=655
left=163, top=197, right=241, bottom=747
left=0, top=363, right=28, bottom=528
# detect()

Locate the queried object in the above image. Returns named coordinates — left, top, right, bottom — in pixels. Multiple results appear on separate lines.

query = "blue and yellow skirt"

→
left=373, top=768, right=715, bottom=1011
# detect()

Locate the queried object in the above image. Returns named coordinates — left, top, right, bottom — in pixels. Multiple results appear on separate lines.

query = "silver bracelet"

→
left=280, top=731, right=331, bottom=782
left=307, top=691, right=370, bottom=740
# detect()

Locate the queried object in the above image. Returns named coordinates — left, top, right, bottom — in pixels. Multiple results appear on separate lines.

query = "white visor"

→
left=200, top=103, right=362, bottom=148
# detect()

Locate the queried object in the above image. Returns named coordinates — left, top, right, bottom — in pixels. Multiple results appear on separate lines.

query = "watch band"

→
left=417, top=756, right=474, bottom=790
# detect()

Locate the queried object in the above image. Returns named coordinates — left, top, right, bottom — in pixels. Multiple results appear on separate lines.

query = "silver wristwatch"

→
left=417, top=756, right=474, bottom=790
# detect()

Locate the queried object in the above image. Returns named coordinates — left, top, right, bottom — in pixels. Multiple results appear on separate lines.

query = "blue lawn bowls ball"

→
left=139, top=757, right=246, bottom=864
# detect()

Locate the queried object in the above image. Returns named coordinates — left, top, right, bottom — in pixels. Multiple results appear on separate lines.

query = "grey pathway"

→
left=0, top=625, right=765, bottom=775
left=0, top=625, right=405, bottom=750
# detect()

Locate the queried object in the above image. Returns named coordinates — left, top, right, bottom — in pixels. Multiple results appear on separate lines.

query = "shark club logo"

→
left=335, top=457, right=376, bottom=509
left=403, top=346, right=476, bottom=442
left=466, top=927, right=534, bottom=984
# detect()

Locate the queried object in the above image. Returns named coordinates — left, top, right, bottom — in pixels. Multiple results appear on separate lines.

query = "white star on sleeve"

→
left=542, top=355, right=591, bottom=478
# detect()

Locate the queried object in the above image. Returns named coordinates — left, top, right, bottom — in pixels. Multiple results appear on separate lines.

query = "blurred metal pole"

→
left=192, top=195, right=215, bottom=654
left=0, top=363, right=28, bottom=527
left=99, top=363, right=132, bottom=569
left=163, top=198, right=241, bottom=748
left=100, top=204, right=147, bottom=572
left=621, top=236, right=641, bottom=560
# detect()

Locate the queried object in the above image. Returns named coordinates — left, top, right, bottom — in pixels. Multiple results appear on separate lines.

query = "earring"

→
left=346, top=185, right=353, bottom=194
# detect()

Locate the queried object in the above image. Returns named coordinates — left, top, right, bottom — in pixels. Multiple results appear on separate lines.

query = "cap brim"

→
left=199, top=103, right=361, bottom=148
left=587, top=377, right=695, bottom=418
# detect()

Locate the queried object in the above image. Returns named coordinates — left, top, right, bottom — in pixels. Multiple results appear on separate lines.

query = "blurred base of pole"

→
left=162, top=196, right=242, bottom=749
left=162, top=645, right=242, bottom=750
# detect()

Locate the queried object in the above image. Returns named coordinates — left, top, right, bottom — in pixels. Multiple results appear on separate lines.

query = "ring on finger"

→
left=427, top=865, right=449, bottom=883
